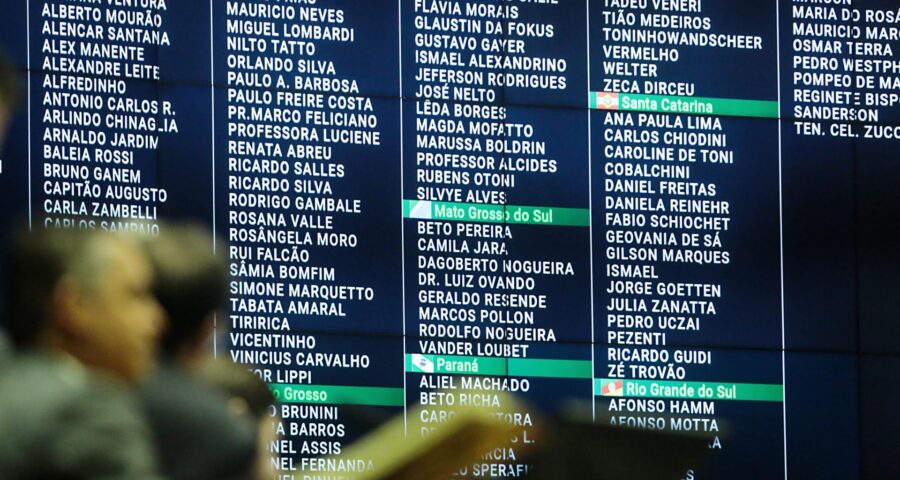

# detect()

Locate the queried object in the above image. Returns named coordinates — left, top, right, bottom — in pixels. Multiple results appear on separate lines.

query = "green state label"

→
left=508, top=358, right=593, bottom=379
left=595, top=378, right=784, bottom=402
left=407, top=354, right=592, bottom=379
left=404, top=200, right=589, bottom=227
left=270, top=384, right=404, bottom=407
left=590, top=91, right=779, bottom=119
left=407, top=354, right=507, bottom=375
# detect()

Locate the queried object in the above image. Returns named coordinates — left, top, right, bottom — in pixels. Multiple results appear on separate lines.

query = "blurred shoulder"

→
left=0, top=352, right=162, bottom=480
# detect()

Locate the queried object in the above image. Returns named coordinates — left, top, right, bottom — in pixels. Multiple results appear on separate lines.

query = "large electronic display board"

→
left=0, top=1, right=898, bottom=478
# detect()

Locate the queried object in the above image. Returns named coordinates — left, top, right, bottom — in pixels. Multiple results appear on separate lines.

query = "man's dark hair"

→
left=3, top=227, right=105, bottom=347
left=0, top=52, right=20, bottom=109
left=198, top=358, right=275, bottom=420
left=145, top=224, right=227, bottom=355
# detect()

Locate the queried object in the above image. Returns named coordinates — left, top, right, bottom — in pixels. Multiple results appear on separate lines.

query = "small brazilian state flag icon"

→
left=595, top=92, right=619, bottom=110
left=601, top=379, right=625, bottom=397
left=408, top=200, right=432, bottom=220
left=411, top=354, right=435, bottom=373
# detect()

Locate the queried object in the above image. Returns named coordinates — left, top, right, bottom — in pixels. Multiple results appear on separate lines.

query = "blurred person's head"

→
left=198, top=358, right=277, bottom=480
left=199, top=358, right=274, bottom=421
left=143, top=223, right=227, bottom=366
left=4, top=226, right=165, bottom=383
left=0, top=52, right=19, bottom=147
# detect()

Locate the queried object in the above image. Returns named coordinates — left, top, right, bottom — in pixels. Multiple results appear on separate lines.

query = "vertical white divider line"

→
left=27, top=0, right=32, bottom=230
left=211, top=0, right=217, bottom=358
left=775, top=1, right=788, bottom=477
left=399, top=0, right=407, bottom=435
left=586, top=0, right=596, bottom=422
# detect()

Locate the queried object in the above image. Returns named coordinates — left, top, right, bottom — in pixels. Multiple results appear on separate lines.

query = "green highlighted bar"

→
left=270, top=384, right=404, bottom=407
left=509, top=358, right=593, bottom=379
left=403, top=200, right=589, bottom=227
left=595, top=378, right=783, bottom=402
left=406, top=353, right=507, bottom=376
left=590, top=91, right=779, bottom=119
left=407, top=354, right=593, bottom=379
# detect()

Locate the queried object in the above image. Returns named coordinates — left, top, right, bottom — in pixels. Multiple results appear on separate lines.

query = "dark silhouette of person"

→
left=197, top=357, right=278, bottom=480
left=0, top=52, right=21, bottom=358
left=139, top=223, right=260, bottom=480
left=0, top=52, right=17, bottom=150
left=0, top=227, right=166, bottom=479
